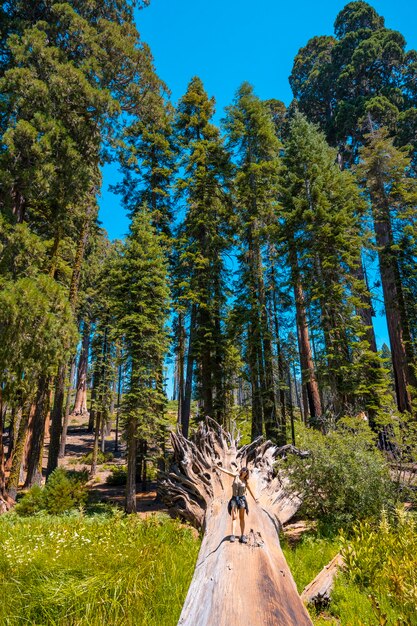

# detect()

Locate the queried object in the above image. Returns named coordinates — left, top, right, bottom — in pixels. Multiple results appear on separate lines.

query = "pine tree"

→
left=174, top=77, right=233, bottom=433
left=280, top=113, right=390, bottom=421
left=224, top=82, right=284, bottom=443
left=110, top=209, right=170, bottom=513
left=357, top=127, right=417, bottom=412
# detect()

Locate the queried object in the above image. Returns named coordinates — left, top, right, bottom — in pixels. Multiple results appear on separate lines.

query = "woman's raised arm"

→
left=214, top=464, right=237, bottom=478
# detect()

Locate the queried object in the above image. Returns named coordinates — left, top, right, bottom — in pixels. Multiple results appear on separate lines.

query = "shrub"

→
left=339, top=509, right=417, bottom=624
left=81, top=450, right=114, bottom=465
left=106, top=466, right=127, bottom=486
left=281, top=419, right=394, bottom=526
left=15, top=469, right=88, bottom=516
left=14, top=485, right=45, bottom=517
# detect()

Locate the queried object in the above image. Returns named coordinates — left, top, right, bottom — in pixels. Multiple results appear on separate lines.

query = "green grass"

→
left=281, top=529, right=340, bottom=594
left=0, top=511, right=200, bottom=626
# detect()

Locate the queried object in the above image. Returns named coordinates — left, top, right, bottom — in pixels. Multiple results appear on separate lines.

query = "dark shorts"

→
left=228, top=496, right=248, bottom=516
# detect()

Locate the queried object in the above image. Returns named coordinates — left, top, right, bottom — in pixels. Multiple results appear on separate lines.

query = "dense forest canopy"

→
left=0, top=0, right=417, bottom=519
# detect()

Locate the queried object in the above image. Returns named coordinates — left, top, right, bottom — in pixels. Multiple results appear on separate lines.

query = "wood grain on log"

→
left=158, top=419, right=312, bottom=626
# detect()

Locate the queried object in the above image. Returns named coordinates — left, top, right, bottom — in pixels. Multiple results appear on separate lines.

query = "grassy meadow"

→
left=0, top=512, right=200, bottom=626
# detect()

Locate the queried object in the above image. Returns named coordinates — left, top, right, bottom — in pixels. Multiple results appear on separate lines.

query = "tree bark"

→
left=59, top=357, right=76, bottom=458
left=181, top=304, right=197, bottom=438
left=0, top=394, right=14, bottom=513
left=24, top=376, right=51, bottom=488
left=176, top=312, right=186, bottom=425
left=125, top=417, right=137, bottom=513
left=7, top=405, right=31, bottom=500
left=290, top=245, right=322, bottom=422
left=46, top=363, right=67, bottom=478
left=371, top=188, right=417, bottom=412
left=46, top=208, right=94, bottom=478
left=90, top=410, right=101, bottom=478
left=73, top=320, right=90, bottom=415
left=159, top=420, right=312, bottom=626
left=115, top=361, right=122, bottom=454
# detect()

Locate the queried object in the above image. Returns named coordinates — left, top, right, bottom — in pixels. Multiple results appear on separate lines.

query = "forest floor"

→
left=40, top=412, right=169, bottom=517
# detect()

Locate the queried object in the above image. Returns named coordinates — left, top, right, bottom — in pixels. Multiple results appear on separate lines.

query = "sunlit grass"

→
left=0, top=511, right=200, bottom=626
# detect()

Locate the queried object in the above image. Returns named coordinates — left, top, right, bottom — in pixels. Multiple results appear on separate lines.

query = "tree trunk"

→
left=181, top=304, right=197, bottom=438
left=0, top=394, right=14, bottom=513
left=46, top=209, right=94, bottom=478
left=267, top=244, right=287, bottom=444
left=159, top=420, right=312, bottom=626
left=290, top=244, right=322, bottom=423
left=73, top=320, right=90, bottom=415
left=59, top=357, right=76, bottom=458
left=90, top=410, right=101, bottom=478
left=125, top=417, right=137, bottom=513
left=24, top=376, right=51, bottom=488
left=7, top=405, right=31, bottom=500
left=5, top=407, right=18, bottom=467
left=199, top=306, right=214, bottom=418
left=115, top=362, right=122, bottom=454
left=176, top=312, right=186, bottom=424
left=372, top=189, right=417, bottom=412
left=46, top=362, right=67, bottom=478
left=247, top=229, right=264, bottom=439
left=355, top=260, right=377, bottom=353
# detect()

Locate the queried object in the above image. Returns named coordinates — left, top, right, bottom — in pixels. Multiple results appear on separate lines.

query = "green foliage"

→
left=282, top=518, right=415, bottom=625
left=106, top=465, right=128, bottom=486
left=223, top=82, right=283, bottom=441
left=15, top=469, right=88, bottom=516
left=110, top=208, right=170, bottom=439
left=0, top=513, right=200, bottom=625
left=338, top=510, right=417, bottom=624
left=80, top=450, right=114, bottom=465
left=282, top=420, right=394, bottom=526
left=280, top=113, right=391, bottom=418
left=173, top=76, right=233, bottom=421
left=290, top=2, right=416, bottom=163
left=0, top=275, right=78, bottom=403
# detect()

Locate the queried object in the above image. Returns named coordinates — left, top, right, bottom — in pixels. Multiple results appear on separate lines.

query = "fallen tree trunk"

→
left=301, top=553, right=344, bottom=609
left=159, top=420, right=312, bottom=626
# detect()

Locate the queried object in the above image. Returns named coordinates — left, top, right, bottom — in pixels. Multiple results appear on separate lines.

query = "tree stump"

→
left=158, top=420, right=313, bottom=626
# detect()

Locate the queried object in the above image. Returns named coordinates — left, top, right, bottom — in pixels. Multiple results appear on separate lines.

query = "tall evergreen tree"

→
left=224, top=82, right=284, bottom=443
left=280, top=114, right=390, bottom=420
left=357, top=127, right=417, bottom=413
left=290, top=1, right=417, bottom=165
left=174, top=77, right=233, bottom=434
left=110, top=209, right=170, bottom=513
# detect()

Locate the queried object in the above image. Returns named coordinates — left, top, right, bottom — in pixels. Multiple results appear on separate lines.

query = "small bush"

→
left=281, top=419, right=394, bottom=527
left=81, top=450, right=114, bottom=465
left=14, top=485, right=45, bottom=517
left=106, top=466, right=127, bottom=486
left=15, top=469, right=88, bottom=516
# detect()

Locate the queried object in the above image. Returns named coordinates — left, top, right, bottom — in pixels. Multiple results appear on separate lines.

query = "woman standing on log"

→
left=215, top=465, right=258, bottom=543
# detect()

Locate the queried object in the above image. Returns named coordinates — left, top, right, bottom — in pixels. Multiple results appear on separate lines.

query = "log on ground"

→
left=159, top=419, right=312, bottom=626
left=301, top=553, right=344, bottom=608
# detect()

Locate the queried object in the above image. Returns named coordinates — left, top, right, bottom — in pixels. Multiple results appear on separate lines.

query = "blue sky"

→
left=98, top=0, right=417, bottom=350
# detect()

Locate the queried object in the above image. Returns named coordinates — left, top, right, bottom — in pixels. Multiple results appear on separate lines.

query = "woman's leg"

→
left=231, top=507, right=237, bottom=538
left=239, top=507, right=245, bottom=537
